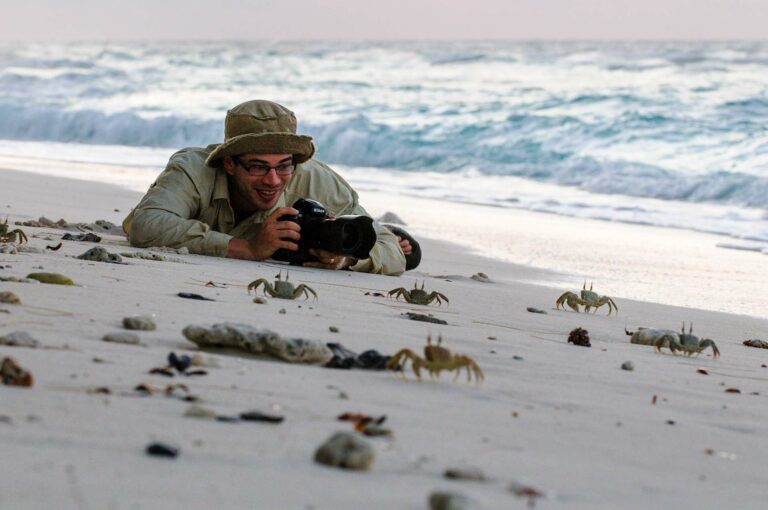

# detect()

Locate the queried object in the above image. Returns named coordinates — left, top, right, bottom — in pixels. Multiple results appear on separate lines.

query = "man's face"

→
left=224, top=153, right=294, bottom=211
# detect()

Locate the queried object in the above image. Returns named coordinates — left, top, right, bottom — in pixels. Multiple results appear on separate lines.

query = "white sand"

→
left=1, top=167, right=768, bottom=510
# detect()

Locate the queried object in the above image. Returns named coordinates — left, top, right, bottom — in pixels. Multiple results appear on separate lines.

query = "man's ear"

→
left=222, top=155, right=236, bottom=176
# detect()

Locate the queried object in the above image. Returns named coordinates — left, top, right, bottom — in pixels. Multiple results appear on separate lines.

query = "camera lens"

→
left=340, top=222, right=360, bottom=250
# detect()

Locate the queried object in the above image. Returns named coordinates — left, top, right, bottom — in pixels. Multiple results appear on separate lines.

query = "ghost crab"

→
left=247, top=271, right=317, bottom=300
left=626, top=322, right=720, bottom=358
left=386, top=334, right=483, bottom=383
left=388, top=281, right=449, bottom=306
left=556, top=282, right=617, bottom=315
left=0, top=219, right=27, bottom=244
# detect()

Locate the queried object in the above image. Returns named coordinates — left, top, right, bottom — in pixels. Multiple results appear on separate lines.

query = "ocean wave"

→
left=0, top=104, right=220, bottom=148
left=0, top=102, right=766, bottom=209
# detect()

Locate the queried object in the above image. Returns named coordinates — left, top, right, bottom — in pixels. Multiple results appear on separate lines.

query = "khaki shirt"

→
left=123, top=145, right=405, bottom=275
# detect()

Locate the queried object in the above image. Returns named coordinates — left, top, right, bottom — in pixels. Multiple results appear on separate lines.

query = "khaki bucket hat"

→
left=205, top=100, right=315, bottom=167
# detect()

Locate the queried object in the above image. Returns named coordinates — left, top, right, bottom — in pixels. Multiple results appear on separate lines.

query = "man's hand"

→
left=396, top=235, right=412, bottom=255
left=304, top=248, right=356, bottom=270
left=227, top=207, right=300, bottom=260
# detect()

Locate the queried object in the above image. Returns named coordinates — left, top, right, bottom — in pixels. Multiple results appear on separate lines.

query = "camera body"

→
left=271, top=198, right=377, bottom=265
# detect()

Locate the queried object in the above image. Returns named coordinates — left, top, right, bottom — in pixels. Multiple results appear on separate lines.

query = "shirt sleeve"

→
left=123, top=163, right=232, bottom=257
left=349, top=210, right=407, bottom=276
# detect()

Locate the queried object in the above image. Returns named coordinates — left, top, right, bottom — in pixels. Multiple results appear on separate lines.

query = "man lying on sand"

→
left=123, top=99, right=418, bottom=275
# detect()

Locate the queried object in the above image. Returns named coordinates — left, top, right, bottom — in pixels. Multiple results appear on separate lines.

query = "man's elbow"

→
left=126, top=210, right=166, bottom=248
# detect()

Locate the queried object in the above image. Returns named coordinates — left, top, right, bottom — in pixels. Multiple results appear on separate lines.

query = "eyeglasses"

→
left=233, top=156, right=294, bottom=177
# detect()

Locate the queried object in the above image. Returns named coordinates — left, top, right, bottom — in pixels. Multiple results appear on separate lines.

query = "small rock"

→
left=443, top=467, right=486, bottom=481
left=26, top=272, right=74, bottom=285
left=253, top=297, right=267, bottom=304
left=177, top=292, right=215, bottom=301
left=470, top=272, right=492, bottom=283
left=184, top=404, right=217, bottom=420
left=526, top=307, right=547, bottom=314
left=278, top=308, right=287, bottom=314
left=621, top=361, right=634, bottom=371
left=168, top=352, right=192, bottom=372
left=145, top=442, right=179, bottom=458
left=0, top=331, right=39, bottom=348
left=122, top=315, right=157, bottom=331
left=567, top=327, right=591, bottom=347
left=190, top=354, right=220, bottom=368
left=1, top=357, right=34, bottom=387
left=404, top=312, right=447, bottom=325
left=239, top=410, right=285, bottom=423
left=329, top=326, right=339, bottom=333
left=512, top=355, right=524, bottom=361
left=0, top=291, right=20, bottom=304
left=102, top=332, right=141, bottom=345
left=314, top=431, right=374, bottom=470
left=77, top=246, right=123, bottom=263
left=429, top=491, right=472, bottom=510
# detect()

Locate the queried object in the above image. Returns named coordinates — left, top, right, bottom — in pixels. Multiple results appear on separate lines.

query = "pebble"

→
left=0, top=331, right=39, bottom=348
left=177, top=292, right=214, bottom=301
left=102, top=332, right=141, bottom=345
left=253, top=297, right=267, bottom=304
left=429, top=491, right=472, bottom=510
left=77, top=246, right=122, bottom=263
left=184, top=404, right=217, bottom=420
left=1, top=357, right=34, bottom=387
left=278, top=308, right=287, bottom=314
left=621, top=361, right=635, bottom=371
left=526, top=307, right=547, bottom=314
left=0, top=291, right=20, bottom=304
left=168, top=352, right=192, bottom=372
left=314, top=431, right=374, bottom=470
left=122, top=315, right=157, bottom=331
left=145, top=442, right=179, bottom=458
left=443, top=467, right=487, bottom=481
left=329, top=326, right=339, bottom=333
left=404, top=312, right=447, bottom=325
left=190, top=354, right=220, bottom=368
left=239, top=410, right=285, bottom=423
left=26, top=272, right=74, bottom=285
left=470, top=272, right=492, bottom=283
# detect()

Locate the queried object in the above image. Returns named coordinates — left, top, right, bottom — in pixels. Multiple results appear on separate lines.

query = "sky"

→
left=0, top=0, right=766, bottom=41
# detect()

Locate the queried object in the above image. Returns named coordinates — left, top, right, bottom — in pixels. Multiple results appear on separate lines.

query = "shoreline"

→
left=1, top=166, right=768, bottom=509
left=2, top=159, right=767, bottom=317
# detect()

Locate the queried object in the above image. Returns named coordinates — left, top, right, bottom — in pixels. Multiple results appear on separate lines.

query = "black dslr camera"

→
left=271, top=198, right=377, bottom=265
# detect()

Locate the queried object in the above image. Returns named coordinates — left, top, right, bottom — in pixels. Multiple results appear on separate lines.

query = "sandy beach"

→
left=2, top=167, right=768, bottom=510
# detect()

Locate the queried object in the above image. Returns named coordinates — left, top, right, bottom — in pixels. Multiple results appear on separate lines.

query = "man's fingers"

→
left=267, top=207, right=299, bottom=221
left=277, top=240, right=299, bottom=251
left=398, top=237, right=412, bottom=255
left=275, top=221, right=301, bottom=233
left=273, top=229, right=301, bottom=241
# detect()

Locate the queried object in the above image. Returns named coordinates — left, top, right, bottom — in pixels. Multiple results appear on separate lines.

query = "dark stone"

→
left=404, top=312, right=447, bottom=325
left=567, top=327, right=591, bottom=347
left=177, top=292, right=215, bottom=301
left=167, top=352, right=192, bottom=372
left=239, top=411, right=285, bottom=423
left=146, top=442, right=179, bottom=458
